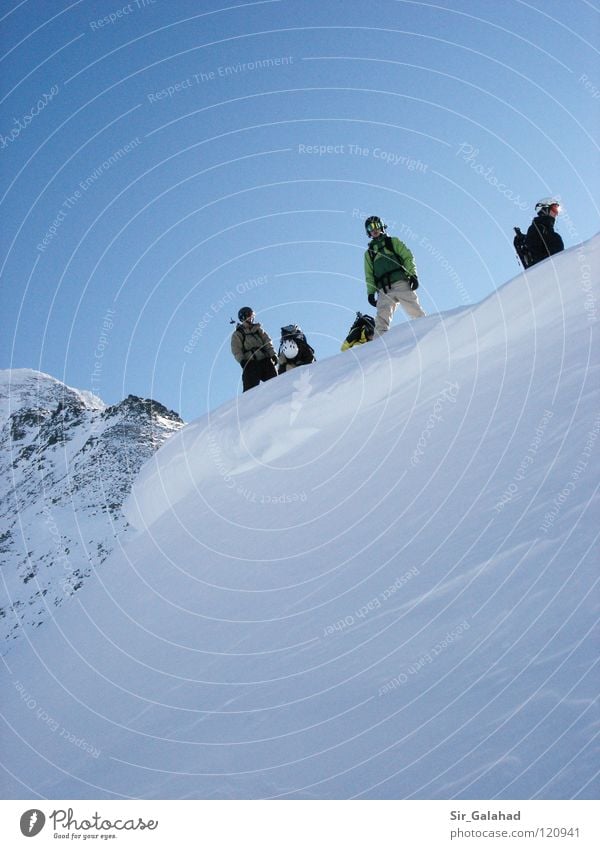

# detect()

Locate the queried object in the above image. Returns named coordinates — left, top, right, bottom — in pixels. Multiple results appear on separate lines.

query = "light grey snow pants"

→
left=375, top=280, right=426, bottom=334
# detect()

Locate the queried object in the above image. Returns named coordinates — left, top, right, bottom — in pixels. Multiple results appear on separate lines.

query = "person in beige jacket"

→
left=231, top=306, right=278, bottom=392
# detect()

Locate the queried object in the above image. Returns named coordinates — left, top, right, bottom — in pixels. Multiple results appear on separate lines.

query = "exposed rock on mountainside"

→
left=0, top=370, right=183, bottom=648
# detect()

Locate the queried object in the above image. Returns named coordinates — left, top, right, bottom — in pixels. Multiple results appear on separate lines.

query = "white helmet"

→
left=281, top=339, right=299, bottom=359
left=535, top=197, right=560, bottom=213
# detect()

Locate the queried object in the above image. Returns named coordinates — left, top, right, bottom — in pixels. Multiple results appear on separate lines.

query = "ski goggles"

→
left=536, top=202, right=560, bottom=215
left=366, top=220, right=384, bottom=235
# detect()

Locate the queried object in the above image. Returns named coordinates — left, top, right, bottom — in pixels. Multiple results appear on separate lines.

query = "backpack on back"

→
left=368, top=235, right=417, bottom=290
left=280, top=324, right=307, bottom=344
left=278, top=324, right=316, bottom=367
left=341, top=312, right=375, bottom=350
left=513, top=227, right=535, bottom=269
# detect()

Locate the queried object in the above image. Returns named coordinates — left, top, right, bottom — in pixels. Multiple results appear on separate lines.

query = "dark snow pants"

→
left=242, top=357, right=277, bottom=392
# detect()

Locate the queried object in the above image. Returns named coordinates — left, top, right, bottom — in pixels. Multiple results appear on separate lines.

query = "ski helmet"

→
left=535, top=197, right=560, bottom=215
left=238, top=306, right=254, bottom=322
left=281, top=339, right=299, bottom=360
left=365, top=216, right=387, bottom=237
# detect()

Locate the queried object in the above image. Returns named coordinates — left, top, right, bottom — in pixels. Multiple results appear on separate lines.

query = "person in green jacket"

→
left=363, top=216, right=426, bottom=334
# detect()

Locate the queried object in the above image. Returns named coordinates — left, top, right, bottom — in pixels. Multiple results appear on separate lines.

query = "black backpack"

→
left=280, top=324, right=306, bottom=344
left=279, top=325, right=316, bottom=362
left=368, top=235, right=417, bottom=290
left=513, top=227, right=535, bottom=269
left=350, top=312, right=375, bottom=333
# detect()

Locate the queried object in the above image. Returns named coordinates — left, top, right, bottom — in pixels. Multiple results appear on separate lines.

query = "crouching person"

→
left=231, top=306, right=278, bottom=392
left=341, top=312, right=375, bottom=350
left=278, top=325, right=316, bottom=374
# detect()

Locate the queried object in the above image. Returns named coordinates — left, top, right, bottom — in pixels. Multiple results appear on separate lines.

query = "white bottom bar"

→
left=1, top=800, right=598, bottom=848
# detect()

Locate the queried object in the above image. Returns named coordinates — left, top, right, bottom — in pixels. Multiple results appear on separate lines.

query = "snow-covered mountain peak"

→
left=0, top=374, right=184, bottom=647
left=0, top=368, right=105, bottom=427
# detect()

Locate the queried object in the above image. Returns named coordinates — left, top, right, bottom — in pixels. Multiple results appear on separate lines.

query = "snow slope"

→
left=1, top=236, right=598, bottom=800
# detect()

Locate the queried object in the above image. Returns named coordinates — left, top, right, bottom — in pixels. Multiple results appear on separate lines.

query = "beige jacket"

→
left=231, top=322, right=276, bottom=364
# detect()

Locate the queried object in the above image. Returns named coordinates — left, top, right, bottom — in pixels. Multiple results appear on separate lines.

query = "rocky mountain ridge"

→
left=0, top=370, right=184, bottom=649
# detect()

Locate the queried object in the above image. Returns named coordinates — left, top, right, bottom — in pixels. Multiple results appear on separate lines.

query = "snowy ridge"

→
left=0, top=235, right=598, bottom=800
left=125, top=236, right=593, bottom=535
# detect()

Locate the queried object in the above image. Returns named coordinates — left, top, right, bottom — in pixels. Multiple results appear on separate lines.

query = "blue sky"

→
left=1, top=0, right=599, bottom=421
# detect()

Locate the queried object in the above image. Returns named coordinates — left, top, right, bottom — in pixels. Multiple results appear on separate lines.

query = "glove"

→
left=368, top=293, right=377, bottom=308
left=408, top=274, right=419, bottom=290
